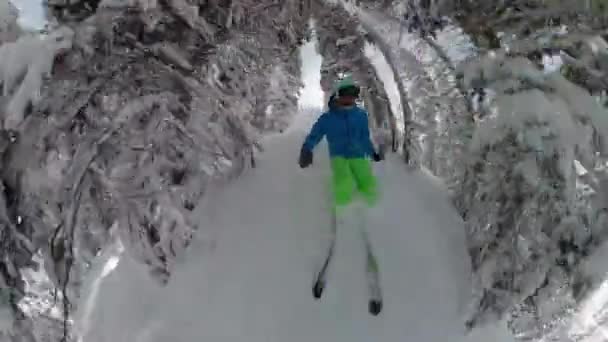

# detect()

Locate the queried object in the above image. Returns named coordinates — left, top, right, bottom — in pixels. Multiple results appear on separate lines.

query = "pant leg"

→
left=316, top=206, right=337, bottom=284
left=330, top=157, right=356, bottom=208
left=355, top=205, right=382, bottom=301
left=349, top=158, right=379, bottom=207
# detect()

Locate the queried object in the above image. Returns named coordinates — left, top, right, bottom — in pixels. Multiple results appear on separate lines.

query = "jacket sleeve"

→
left=361, top=111, right=376, bottom=157
left=302, top=114, right=326, bottom=152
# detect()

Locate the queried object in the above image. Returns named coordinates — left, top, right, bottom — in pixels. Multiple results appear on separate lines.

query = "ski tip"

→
left=369, top=300, right=382, bottom=316
left=313, top=281, right=324, bottom=299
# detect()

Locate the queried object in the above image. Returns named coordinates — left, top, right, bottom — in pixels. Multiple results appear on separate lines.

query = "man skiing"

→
left=298, top=76, right=384, bottom=316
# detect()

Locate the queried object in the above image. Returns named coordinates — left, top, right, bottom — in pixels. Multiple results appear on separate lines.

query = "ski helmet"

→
left=333, top=74, right=360, bottom=98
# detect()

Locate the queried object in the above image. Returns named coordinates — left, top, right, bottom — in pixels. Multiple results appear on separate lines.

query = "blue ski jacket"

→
left=302, top=102, right=375, bottom=159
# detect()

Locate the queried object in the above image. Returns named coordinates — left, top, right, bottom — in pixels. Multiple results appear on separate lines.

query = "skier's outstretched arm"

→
left=299, top=115, right=326, bottom=168
left=302, top=115, right=326, bottom=152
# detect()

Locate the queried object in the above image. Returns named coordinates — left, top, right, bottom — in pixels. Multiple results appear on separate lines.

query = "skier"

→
left=298, top=76, right=384, bottom=316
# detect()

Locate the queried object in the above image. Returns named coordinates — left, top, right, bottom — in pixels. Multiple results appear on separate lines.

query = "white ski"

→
left=312, top=203, right=383, bottom=316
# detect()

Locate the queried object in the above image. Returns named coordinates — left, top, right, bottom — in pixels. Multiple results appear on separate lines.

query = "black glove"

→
left=372, top=151, right=383, bottom=162
left=299, top=148, right=313, bottom=168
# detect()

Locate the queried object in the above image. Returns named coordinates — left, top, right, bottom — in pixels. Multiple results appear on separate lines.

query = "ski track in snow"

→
left=84, top=106, right=515, bottom=341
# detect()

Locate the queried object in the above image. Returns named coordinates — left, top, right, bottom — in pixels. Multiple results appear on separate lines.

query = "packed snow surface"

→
left=82, top=104, right=515, bottom=341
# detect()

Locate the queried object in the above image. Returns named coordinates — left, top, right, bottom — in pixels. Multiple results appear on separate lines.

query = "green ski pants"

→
left=330, top=157, right=378, bottom=208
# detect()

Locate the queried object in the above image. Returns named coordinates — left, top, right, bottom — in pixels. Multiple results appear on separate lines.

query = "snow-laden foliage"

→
left=0, top=26, right=74, bottom=130
left=376, top=0, right=608, bottom=93
left=353, top=0, right=608, bottom=339
left=0, top=0, right=309, bottom=340
left=0, top=0, right=20, bottom=42
left=455, top=54, right=608, bottom=332
left=0, top=2, right=46, bottom=340
left=4, top=0, right=607, bottom=341
left=356, top=7, right=473, bottom=176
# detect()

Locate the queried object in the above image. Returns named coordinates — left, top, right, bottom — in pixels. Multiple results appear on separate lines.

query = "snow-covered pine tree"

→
left=356, top=0, right=608, bottom=339
left=0, top=0, right=20, bottom=42
left=0, top=0, right=310, bottom=340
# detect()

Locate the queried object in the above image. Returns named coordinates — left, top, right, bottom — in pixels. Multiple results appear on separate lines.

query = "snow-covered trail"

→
left=84, top=107, right=515, bottom=341
left=82, top=18, right=513, bottom=341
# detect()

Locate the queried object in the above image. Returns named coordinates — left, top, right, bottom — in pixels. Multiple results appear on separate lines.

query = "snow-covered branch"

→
left=0, top=0, right=309, bottom=339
